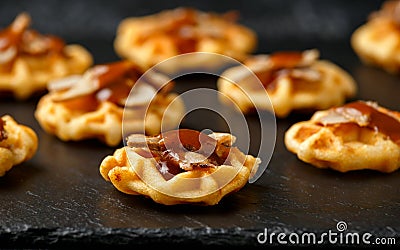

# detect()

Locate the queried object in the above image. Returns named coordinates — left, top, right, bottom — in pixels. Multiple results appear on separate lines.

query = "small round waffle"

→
left=217, top=49, right=357, bottom=118
left=284, top=101, right=400, bottom=173
left=114, top=7, right=257, bottom=71
left=0, top=13, right=92, bottom=99
left=351, top=0, right=400, bottom=74
left=35, top=60, right=185, bottom=147
left=99, top=129, right=261, bottom=205
left=0, top=115, right=38, bottom=176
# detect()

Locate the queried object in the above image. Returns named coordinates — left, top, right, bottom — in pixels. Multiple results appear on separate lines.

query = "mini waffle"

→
left=217, top=49, right=357, bottom=118
left=284, top=101, right=400, bottom=173
left=34, top=60, right=185, bottom=147
left=99, top=129, right=261, bottom=205
left=0, top=115, right=38, bottom=176
left=0, top=12, right=92, bottom=99
left=351, top=0, right=400, bottom=74
left=114, top=7, right=257, bottom=71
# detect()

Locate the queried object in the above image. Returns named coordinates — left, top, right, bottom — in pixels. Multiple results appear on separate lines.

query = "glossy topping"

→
left=0, top=118, right=6, bottom=142
left=0, top=12, right=66, bottom=65
left=243, top=49, right=321, bottom=91
left=49, top=60, right=171, bottom=111
left=127, top=129, right=231, bottom=180
left=268, top=51, right=305, bottom=69
left=369, top=0, right=400, bottom=25
left=167, top=8, right=198, bottom=54
left=317, top=101, right=400, bottom=145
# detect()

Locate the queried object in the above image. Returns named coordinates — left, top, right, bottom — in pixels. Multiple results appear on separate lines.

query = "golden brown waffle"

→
left=351, top=0, right=400, bottom=74
left=34, top=60, right=185, bottom=147
left=0, top=13, right=93, bottom=100
left=284, top=101, right=400, bottom=173
left=114, top=7, right=257, bottom=71
left=0, top=115, right=38, bottom=176
left=217, top=49, right=357, bottom=118
left=99, top=130, right=261, bottom=205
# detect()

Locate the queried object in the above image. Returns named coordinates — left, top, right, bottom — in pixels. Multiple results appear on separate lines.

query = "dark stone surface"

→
left=1, top=0, right=399, bottom=248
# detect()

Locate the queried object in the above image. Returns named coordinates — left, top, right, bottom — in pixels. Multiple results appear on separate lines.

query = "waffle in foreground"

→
left=217, top=49, right=356, bottom=118
left=351, top=0, right=400, bottom=74
left=99, top=129, right=261, bottom=205
left=284, top=101, right=400, bottom=173
left=0, top=115, right=38, bottom=176
left=114, top=7, right=257, bottom=71
left=0, top=12, right=92, bottom=100
left=34, top=60, right=185, bottom=147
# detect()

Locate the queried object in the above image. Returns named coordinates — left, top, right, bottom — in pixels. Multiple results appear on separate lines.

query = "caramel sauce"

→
left=94, top=61, right=138, bottom=89
left=252, top=51, right=308, bottom=91
left=137, top=8, right=243, bottom=54
left=269, top=51, right=304, bottom=69
left=99, top=81, right=133, bottom=105
left=134, top=143, right=184, bottom=181
left=59, top=61, right=143, bottom=110
left=167, top=8, right=199, bottom=54
left=254, top=69, right=278, bottom=91
left=148, top=8, right=238, bottom=54
left=162, top=129, right=216, bottom=152
left=60, top=94, right=99, bottom=113
left=0, top=118, right=7, bottom=142
left=57, top=60, right=175, bottom=114
left=93, top=61, right=141, bottom=105
left=133, top=129, right=229, bottom=181
left=173, top=36, right=197, bottom=54
left=335, top=101, right=400, bottom=145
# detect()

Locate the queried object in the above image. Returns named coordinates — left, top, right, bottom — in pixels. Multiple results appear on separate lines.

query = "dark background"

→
left=0, top=0, right=385, bottom=63
left=1, top=0, right=399, bottom=248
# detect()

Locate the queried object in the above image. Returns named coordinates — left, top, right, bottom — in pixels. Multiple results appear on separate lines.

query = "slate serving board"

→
left=1, top=0, right=399, bottom=248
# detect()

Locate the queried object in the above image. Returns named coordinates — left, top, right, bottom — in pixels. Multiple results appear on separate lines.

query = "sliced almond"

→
left=335, top=107, right=370, bottom=126
left=51, top=64, right=120, bottom=101
left=184, top=151, right=207, bottom=163
left=178, top=160, right=192, bottom=171
left=11, top=12, right=31, bottom=33
left=141, top=70, right=173, bottom=90
left=127, top=134, right=149, bottom=147
left=290, top=68, right=321, bottom=81
left=125, top=83, right=157, bottom=107
left=317, top=111, right=352, bottom=125
left=47, top=75, right=82, bottom=92
left=317, top=108, right=369, bottom=127
left=51, top=69, right=101, bottom=101
left=0, top=46, right=16, bottom=64
left=127, top=134, right=160, bottom=149
left=95, top=88, right=112, bottom=102
left=51, top=78, right=97, bottom=101
left=208, top=132, right=236, bottom=146
left=301, top=49, right=320, bottom=66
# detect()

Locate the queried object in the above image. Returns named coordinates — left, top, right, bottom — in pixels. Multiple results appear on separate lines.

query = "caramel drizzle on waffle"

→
left=0, top=12, right=66, bottom=69
left=139, top=7, right=241, bottom=54
left=246, top=49, right=321, bottom=92
left=49, top=60, right=175, bottom=112
left=128, top=129, right=231, bottom=181
left=318, top=101, right=400, bottom=146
